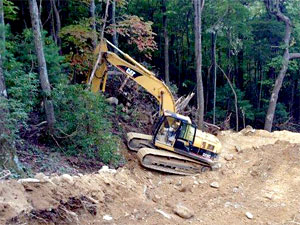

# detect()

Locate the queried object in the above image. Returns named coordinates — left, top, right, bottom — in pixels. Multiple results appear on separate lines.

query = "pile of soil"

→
left=1, top=128, right=300, bottom=225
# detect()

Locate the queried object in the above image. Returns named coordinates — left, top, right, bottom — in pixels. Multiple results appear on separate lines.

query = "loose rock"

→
left=106, top=97, right=118, bottom=105
left=103, top=215, right=113, bottom=221
left=99, top=166, right=117, bottom=174
left=235, top=145, right=242, bottom=153
left=156, top=209, right=172, bottom=219
left=61, top=174, right=74, bottom=184
left=34, top=173, right=46, bottom=180
left=210, top=181, right=219, bottom=188
left=224, top=154, right=234, bottom=161
left=152, top=194, right=161, bottom=203
left=245, top=212, right=253, bottom=219
left=173, top=203, right=194, bottom=219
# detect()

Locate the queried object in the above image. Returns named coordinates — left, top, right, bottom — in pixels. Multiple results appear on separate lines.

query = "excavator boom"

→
left=90, top=39, right=175, bottom=113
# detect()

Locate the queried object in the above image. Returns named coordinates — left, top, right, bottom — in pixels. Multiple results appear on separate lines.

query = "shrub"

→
left=52, top=84, right=120, bottom=164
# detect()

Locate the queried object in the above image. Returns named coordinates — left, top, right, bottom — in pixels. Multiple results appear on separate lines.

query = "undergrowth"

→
left=52, top=84, right=121, bottom=165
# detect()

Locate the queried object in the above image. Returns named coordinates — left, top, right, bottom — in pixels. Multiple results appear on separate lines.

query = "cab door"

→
left=153, top=116, right=181, bottom=151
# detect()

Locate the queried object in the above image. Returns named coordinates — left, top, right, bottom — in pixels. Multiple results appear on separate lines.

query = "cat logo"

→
left=126, top=68, right=136, bottom=77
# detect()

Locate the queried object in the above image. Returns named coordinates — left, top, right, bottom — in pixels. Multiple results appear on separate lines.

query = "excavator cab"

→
left=153, top=111, right=196, bottom=153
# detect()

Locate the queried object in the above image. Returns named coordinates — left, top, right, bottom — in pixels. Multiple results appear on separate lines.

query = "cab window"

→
left=179, top=123, right=196, bottom=142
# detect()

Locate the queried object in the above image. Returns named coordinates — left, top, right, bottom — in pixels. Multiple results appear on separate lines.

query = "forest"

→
left=0, top=0, right=300, bottom=175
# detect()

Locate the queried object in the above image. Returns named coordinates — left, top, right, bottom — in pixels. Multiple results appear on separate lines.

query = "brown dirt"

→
left=1, top=128, right=300, bottom=225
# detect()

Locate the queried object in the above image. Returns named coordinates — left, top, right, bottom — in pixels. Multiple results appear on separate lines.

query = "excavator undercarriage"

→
left=127, top=131, right=218, bottom=175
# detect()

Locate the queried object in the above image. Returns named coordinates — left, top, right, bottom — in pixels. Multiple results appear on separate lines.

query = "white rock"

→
left=152, top=195, right=161, bottom=203
left=233, top=187, right=239, bottom=193
left=235, top=145, right=242, bottom=153
left=211, top=162, right=222, bottom=170
left=51, top=176, right=61, bottom=184
left=173, top=204, right=194, bottom=219
left=264, top=192, right=273, bottom=200
left=106, top=97, right=119, bottom=105
left=245, top=212, right=253, bottom=219
left=103, top=215, right=113, bottom=221
left=61, top=174, right=74, bottom=184
left=99, top=165, right=117, bottom=174
left=210, top=181, right=219, bottom=188
left=155, top=209, right=172, bottom=219
left=34, top=173, right=46, bottom=180
left=224, top=154, right=234, bottom=161
left=18, top=178, right=41, bottom=183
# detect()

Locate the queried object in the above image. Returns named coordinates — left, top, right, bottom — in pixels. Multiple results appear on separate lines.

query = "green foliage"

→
left=4, top=57, right=39, bottom=113
left=52, top=84, right=120, bottom=164
left=3, top=0, right=18, bottom=20
left=13, top=29, right=68, bottom=85
left=60, top=24, right=94, bottom=52
left=0, top=97, right=28, bottom=144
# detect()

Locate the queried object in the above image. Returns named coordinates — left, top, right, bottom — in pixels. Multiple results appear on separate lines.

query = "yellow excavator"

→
left=89, top=39, right=222, bottom=175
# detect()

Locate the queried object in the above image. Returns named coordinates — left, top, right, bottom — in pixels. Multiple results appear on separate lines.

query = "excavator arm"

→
left=90, top=39, right=175, bottom=113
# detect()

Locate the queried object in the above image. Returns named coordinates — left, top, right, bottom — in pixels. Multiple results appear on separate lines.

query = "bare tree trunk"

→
left=88, top=0, right=110, bottom=86
left=112, top=0, right=118, bottom=51
left=90, top=0, right=97, bottom=49
left=29, top=0, right=55, bottom=132
left=194, top=0, right=205, bottom=129
left=218, top=65, right=238, bottom=131
left=162, top=0, right=170, bottom=86
left=0, top=0, right=6, bottom=98
left=50, top=0, right=62, bottom=54
left=211, top=32, right=217, bottom=124
left=263, top=0, right=300, bottom=131
left=258, top=64, right=263, bottom=109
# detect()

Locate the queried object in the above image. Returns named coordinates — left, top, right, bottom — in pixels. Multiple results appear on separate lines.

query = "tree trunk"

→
left=263, top=0, right=300, bottom=131
left=29, top=0, right=55, bottom=132
left=194, top=0, right=205, bottom=129
left=50, top=0, right=62, bottom=54
left=218, top=65, right=238, bottom=131
left=162, top=0, right=170, bottom=86
left=237, top=50, right=244, bottom=90
left=112, top=0, right=118, bottom=51
left=0, top=0, right=6, bottom=98
left=211, top=32, right=217, bottom=124
left=90, top=0, right=97, bottom=49
left=264, top=49, right=289, bottom=131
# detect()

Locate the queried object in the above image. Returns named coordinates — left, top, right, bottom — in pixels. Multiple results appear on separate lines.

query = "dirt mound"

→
left=1, top=129, right=300, bottom=225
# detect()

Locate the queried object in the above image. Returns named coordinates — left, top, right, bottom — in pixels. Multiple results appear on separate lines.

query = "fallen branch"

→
left=0, top=169, right=11, bottom=180
left=175, top=92, right=195, bottom=113
left=119, top=77, right=130, bottom=91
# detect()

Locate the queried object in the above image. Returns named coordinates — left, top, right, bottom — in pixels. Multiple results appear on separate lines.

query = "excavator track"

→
left=127, top=132, right=153, bottom=152
left=137, top=148, right=213, bottom=175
